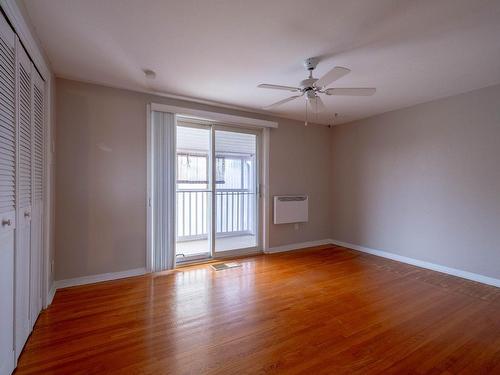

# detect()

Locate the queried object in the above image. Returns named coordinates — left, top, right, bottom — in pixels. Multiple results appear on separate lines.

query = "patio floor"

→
left=176, top=234, right=256, bottom=257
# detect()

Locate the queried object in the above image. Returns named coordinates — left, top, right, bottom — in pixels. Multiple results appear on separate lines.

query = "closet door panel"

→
left=0, top=14, right=16, bottom=375
left=0, top=228, right=15, bottom=375
left=15, top=42, right=32, bottom=360
left=30, top=68, right=44, bottom=326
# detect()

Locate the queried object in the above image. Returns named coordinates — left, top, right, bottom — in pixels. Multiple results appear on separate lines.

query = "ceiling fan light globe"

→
left=306, top=91, right=317, bottom=99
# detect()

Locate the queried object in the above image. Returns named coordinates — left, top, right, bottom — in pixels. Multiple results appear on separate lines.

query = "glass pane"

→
left=175, top=125, right=211, bottom=261
left=215, top=130, right=257, bottom=252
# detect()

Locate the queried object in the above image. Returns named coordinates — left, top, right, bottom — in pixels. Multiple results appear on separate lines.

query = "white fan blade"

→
left=314, top=66, right=351, bottom=88
left=263, top=95, right=301, bottom=109
left=307, top=95, right=326, bottom=113
left=325, top=88, right=376, bottom=96
left=258, top=84, right=301, bottom=92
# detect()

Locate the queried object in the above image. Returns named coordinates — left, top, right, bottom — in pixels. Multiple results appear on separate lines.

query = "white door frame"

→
left=175, top=122, right=263, bottom=262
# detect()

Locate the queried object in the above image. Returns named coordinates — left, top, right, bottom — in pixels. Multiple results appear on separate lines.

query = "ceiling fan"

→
left=258, top=57, right=376, bottom=113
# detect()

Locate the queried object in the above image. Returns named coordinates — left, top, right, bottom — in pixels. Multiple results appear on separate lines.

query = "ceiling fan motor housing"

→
left=304, top=57, right=319, bottom=71
left=300, top=78, right=318, bottom=91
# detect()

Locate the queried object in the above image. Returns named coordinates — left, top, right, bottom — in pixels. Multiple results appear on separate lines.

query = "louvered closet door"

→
left=15, top=43, right=32, bottom=361
left=0, top=14, right=16, bottom=375
left=30, top=68, right=44, bottom=327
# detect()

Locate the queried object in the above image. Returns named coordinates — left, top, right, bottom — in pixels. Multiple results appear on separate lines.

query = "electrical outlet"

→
left=294, top=223, right=299, bottom=230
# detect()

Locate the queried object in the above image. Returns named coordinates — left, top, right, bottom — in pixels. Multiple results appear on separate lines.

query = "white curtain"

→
left=151, top=111, right=176, bottom=271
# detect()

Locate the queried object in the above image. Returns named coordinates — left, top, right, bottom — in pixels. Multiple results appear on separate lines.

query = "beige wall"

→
left=331, top=84, right=500, bottom=279
left=56, top=78, right=500, bottom=282
left=269, top=120, right=332, bottom=246
left=55, top=78, right=332, bottom=280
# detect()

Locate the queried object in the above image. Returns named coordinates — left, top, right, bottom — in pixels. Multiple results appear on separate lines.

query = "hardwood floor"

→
left=16, top=245, right=500, bottom=374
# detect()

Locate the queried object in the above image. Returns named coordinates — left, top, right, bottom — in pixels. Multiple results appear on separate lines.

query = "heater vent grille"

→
left=211, top=262, right=241, bottom=271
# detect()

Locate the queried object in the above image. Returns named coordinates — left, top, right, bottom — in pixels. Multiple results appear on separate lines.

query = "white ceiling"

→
left=22, top=0, right=500, bottom=124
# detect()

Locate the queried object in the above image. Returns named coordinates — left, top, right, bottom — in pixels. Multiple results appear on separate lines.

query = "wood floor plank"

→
left=15, top=246, right=500, bottom=374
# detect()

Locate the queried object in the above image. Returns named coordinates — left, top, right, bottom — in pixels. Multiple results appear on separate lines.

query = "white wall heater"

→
left=273, top=196, right=308, bottom=224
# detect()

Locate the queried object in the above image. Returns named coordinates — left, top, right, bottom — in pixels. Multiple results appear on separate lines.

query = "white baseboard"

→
left=330, top=239, right=500, bottom=288
left=50, top=240, right=499, bottom=294
left=266, top=239, right=334, bottom=254
left=46, top=283, right=56, bottom=306
left=55, top=267, right=147, bottom=289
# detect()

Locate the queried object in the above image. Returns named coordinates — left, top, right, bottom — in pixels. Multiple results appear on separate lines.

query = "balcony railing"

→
left=176, top=189, right=255, bottom=241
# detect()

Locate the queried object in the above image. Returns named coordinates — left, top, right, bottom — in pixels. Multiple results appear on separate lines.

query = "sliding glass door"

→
left=175, top=121, right=260, bottom=263
left=214, top=127, right=258, bottom=256
left=175, top=123, right=212, bottom=262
